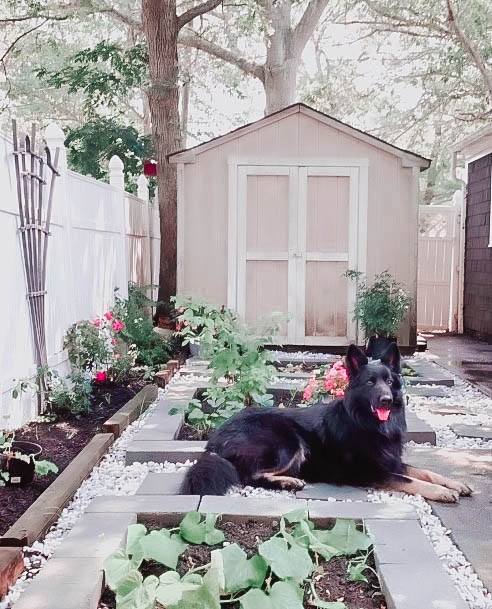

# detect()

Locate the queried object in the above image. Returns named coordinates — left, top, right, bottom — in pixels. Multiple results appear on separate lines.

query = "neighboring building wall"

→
left=464, top=153, right=492, bottom=339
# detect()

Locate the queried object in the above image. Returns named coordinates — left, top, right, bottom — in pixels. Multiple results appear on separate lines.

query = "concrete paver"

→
left=378, top=561, right=468, bottom=609
left=136, top=471, right=186, bottom=495
left=451, top=424, right=492, bottom=440
left=198, top=496, right=308, bottom=520
left=85, top=494, right=199, bottom=514
left=405, top=445, right=492, bottom=592
left=308, top=500, right=418, bottom=521
left=12, top=558, right=103, bottom=609
left=406, top=386, right=449, bottom=397
left=297, top=483, right=367, bottom=501
left=365, top=519, right=437, bottom=565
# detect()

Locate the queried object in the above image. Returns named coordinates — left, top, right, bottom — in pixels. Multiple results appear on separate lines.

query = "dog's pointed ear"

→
left=380, top=342, right=401, bottom=374
left=345, top=345, right=368, bottom=378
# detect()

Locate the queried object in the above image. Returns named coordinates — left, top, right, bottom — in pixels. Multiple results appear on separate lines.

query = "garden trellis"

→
left=12, top=122, right=59, bottom=414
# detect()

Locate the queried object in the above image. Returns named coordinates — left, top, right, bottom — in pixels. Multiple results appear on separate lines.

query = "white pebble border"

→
left=2, top=354, right=491, bottom=609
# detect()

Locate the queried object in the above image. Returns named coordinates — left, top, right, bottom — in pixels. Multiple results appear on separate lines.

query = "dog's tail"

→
left=180, top=451, right=240, bottom=495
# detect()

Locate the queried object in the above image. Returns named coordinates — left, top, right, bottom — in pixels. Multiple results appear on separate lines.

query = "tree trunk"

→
left=142, top=0, right=182, bottom=312
left=263, top=0, right=298, bottom=114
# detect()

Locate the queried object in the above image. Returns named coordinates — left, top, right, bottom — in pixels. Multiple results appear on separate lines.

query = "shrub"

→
left=345, top=270, right=412, bottom=338
left=113, top=285, right=174, bottom=368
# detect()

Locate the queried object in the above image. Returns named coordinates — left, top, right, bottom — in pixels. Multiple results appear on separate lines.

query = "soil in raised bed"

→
left=0, top=377, right=150, bottom=536
left=99, top=518, right=386, bottom=609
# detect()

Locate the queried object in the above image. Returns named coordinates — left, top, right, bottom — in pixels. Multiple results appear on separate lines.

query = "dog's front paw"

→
left=431, top=486, right=460, bottom=503
left=455, top=481, right=473, bottom=496
left=279, top=476, right=305, bottom=491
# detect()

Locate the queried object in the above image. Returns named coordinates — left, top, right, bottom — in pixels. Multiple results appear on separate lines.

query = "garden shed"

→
left=169, top=103, right=430, bottom=348
left=453, top=125, right=492, bottom=341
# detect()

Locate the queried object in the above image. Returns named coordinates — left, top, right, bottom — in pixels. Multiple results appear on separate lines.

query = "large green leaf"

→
left=240, top=580, right=304, bottom=609
left=172, top=567, right=221, bottom=609
left=315, top=520, right=371, bottom=556
left=115, top=571, right=158, bottom=609
left=258, top=537, right=313, bottom=582
left=155, top=571, right=202, bottom=607
left=139, top=530, right=187, bottom=569
left=179, top=511, right=225, bottom=546
left=219, top=543, right=267, bottom=593
left=103, top=549, right=133, bottom=590
left=126, top=524, right=147, bottom=556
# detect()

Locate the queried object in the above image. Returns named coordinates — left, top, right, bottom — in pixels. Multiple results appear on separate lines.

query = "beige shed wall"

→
left=179, top=112, right=418, bottom=346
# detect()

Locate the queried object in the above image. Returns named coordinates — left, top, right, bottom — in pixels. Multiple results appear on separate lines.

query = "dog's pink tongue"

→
left=375, top=408, right=391, bottom=422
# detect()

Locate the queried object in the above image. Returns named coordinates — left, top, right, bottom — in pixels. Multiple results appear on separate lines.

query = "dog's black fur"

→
left=181, top=344, right=471, bottom=502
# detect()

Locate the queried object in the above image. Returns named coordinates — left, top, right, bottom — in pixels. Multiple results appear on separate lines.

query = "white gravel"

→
left=3, top=355, right=491, bottom=609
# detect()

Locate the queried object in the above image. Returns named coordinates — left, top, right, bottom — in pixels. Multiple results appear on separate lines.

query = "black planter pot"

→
left=2, top=441, right=42, bottom=486
left=366, top=337, right=397, bottom=360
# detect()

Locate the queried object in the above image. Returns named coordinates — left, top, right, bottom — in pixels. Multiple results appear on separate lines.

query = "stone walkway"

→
left=6, top=352, right=492, bottom=609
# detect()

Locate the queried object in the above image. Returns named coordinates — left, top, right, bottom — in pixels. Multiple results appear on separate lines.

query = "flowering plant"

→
left=302, top=360, right=349, bottom=405
left=64, top=311, right=133, bottom=383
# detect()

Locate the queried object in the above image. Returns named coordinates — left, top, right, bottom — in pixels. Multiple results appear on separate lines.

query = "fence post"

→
left=43, top=123, right=75, bottom=379
left=137, top=175, right=152, bottom=289
left=109, top=155, right=128, bottom=300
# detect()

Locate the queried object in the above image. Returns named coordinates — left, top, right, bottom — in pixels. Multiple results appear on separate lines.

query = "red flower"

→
left=93, top=318, right=101, bottom=328
left=176, top=322, right=183, bottom=331
left=95, top=371, right=107, bottom=383
left=112, top=320, right=124, bottom=332
left=104, top=312, right=113, bottom=321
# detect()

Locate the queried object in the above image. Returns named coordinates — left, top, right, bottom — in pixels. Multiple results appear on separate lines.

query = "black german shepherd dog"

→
left=181, top=344, right=471, bottom=502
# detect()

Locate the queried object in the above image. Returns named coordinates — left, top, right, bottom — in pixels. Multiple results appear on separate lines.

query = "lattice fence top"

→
left=419, top=207, right=456, bottom=239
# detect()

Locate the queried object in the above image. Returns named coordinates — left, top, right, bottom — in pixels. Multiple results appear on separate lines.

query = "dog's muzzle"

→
left=372, top=398, right=392, bottom=422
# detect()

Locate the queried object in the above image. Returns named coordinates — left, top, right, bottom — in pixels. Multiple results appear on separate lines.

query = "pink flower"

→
left=93, top=318, right=101, bottom=328
left=95, top=371, right=107, bottom=383
left=112, top=320, right=124, bottom=332
left=176, top=322, right=183, bottom=331
left=334, top=388, right=345, bottom=397
left=325, top=378, right=334, bottom=391
left=303, top=389, right=312, bottom=401
left=338, top=368, right=348, bottom=381
left=333, top=360, right=344, bottom=370
left=104, top=312, right=113, bottom=321
left=113, top=353, right=121, bottom=359
left=112, top=339, right=118, bottom=346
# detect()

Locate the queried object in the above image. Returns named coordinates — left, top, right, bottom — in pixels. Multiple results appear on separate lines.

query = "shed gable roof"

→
left=169, top=103, right=430, bottom=169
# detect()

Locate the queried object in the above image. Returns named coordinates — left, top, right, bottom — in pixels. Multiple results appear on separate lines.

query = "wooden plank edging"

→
left=103, top=384, right=158, bottom=438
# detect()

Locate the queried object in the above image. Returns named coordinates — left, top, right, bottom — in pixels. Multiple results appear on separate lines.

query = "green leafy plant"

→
left=113, top=285, right=174, bottom=369
left=172, top=297, right=281, bottom=433
left=345, top=269, right=412, bottom=338
left=103, top=510, right=376, bottom=609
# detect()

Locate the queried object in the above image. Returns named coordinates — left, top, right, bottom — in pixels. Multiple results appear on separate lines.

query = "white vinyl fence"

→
left=0, top=124, right=159, bottom=430
left=417, top=196, right=461, bottom=333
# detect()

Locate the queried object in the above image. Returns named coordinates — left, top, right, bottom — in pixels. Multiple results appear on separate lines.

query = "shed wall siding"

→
left=464, top=153, right=492, bottom=339
left=181, top=112, right=417, bottom=346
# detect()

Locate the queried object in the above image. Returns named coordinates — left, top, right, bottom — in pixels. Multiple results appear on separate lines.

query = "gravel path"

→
left=2, top=355, right=492, bottom=609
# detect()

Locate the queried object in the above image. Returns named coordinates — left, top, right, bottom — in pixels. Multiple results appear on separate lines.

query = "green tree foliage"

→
left=64, top=118, right=152, bottom=192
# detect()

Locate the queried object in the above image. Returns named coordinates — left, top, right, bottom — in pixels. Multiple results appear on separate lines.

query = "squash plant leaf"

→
left=115, top=570, right=158, bottom=609
left=155, top=571, right=202, bottom=607
left=172, top=567, right=221, bottom=609
left=219, top=543, right=267, bottom=593
left=179, top=511, right=224, bottom=545
left=316, top=519, right=371, bottom=556
left=126, top=524, right=147, bottom=556
left=258, top=537, right=313, bottom=582
left=240, top=580, right=304, bottom=609
left=347, top=561, right=370, bottom=583
left=103, top=549, right=133, bottom=590
left=283, top=508, right=309, bottom=524
left=139, top=530, right=187, bottom=569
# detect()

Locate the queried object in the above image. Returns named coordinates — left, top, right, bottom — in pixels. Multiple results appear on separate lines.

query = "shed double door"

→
left=234, top=164, right=360, bottom=345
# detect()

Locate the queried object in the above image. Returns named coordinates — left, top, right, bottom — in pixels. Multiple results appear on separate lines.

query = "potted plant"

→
left=0, top=432, right=58, bottom=486
left=345, top=270, right=412, bottom=359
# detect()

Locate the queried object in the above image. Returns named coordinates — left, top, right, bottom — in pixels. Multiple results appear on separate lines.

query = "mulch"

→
left=0, top=378, right=149, bottom=536
left=100, top=518, right=386, bottom=609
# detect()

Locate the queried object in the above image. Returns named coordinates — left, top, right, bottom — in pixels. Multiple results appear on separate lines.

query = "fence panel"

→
left=0, top=127, right=157, bottom=429
left=417, top=204, right=460, bottom=332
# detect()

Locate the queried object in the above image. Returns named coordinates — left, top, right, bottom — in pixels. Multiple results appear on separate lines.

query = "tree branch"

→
left=97, top=7, right=142, bottom=32
left=179, top=30, right=265, bottom=81
left=292, top=0, right=329, bottom=58
left=1, top=19, right=48, bottom=64
left=445, top=0, right=492, bottom=98
left=178, top=0, right=223, bottom=30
